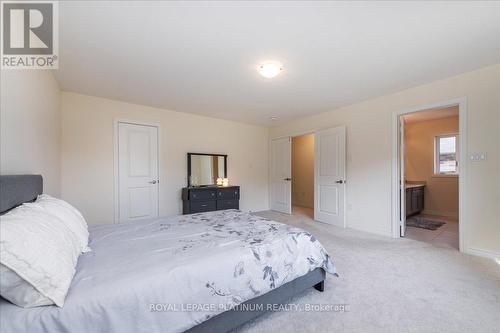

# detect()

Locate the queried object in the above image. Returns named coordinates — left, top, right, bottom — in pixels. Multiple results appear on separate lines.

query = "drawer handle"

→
left=201, top=204, right=207, bottom=207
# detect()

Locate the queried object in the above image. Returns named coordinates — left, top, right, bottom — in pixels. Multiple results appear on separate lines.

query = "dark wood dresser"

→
left=182, top=186, right=240, bottom=214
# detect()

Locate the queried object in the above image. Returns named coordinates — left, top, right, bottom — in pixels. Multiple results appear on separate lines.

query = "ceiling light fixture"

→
left=270, top=116, right=278, bottom=121
left=258, top=62, right=283, bottom=78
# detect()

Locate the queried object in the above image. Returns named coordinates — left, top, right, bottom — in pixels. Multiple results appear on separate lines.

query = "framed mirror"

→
left=187, top=153, right=227, bottom=187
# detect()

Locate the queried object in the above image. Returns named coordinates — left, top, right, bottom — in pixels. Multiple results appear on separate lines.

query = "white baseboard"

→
left=466, top=247, right=500, bottom=261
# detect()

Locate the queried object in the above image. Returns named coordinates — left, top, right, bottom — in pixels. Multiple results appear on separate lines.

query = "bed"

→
left=0, top=175, right=336, bottom=333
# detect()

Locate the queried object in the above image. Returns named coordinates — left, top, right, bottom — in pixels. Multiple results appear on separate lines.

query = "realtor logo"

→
left=1, top=1, right=58, bottom=69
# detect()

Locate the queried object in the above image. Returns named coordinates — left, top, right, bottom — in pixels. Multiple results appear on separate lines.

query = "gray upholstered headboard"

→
left=0, top=175, right=43, bottom=214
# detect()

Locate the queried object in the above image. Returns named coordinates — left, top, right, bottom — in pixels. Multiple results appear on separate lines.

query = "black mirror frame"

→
left=187, top=153, right=228, bottom=187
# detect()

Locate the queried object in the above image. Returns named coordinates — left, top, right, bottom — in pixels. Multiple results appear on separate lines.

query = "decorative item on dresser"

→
left=182, top=186, right=240, bottom=214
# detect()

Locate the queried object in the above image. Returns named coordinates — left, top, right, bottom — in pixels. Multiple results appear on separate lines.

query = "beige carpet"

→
left=233, top=209, right=500, bottom=333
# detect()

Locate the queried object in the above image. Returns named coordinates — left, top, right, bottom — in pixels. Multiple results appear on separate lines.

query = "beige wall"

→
left=405, top=115, right=459, bottom=218
left=270, top=64, right=500, bottom=255
left=60, top=92, right=269, bottom=224
left=0, top=70, right=61, bottom=196
left=291, top=134, right=314, bottom=208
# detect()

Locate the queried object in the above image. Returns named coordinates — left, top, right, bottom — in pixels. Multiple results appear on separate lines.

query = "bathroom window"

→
left=434, top=134, right=459, bottom=175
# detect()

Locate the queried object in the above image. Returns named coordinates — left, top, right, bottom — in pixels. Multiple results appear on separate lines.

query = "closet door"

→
left=314, top=126, right=346, bottom=227
left=118, top=122, right=159, bottom=222
left=270, top=137, right=292, bottom=214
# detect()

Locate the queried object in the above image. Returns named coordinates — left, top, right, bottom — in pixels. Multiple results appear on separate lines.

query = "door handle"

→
left=283, top=178, right=292, bottom=181
left=149, top=180, right=157, bottom=184
left=335, top=180, right=345, bottom=184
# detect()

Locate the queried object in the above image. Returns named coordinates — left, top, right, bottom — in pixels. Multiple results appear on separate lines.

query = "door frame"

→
left=269, top=127, right=347, bottom=228
left=390, top=97, right=467, bottom=252
left=113, top=119, right=161, bottom=223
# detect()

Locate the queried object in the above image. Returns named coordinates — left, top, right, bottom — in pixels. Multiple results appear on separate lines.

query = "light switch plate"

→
left=469, top=152, right=487, bottom=161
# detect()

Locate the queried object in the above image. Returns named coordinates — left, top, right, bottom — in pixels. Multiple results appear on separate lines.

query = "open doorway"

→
left=392, top=98, right=467, bottom=252
left=401, top=106, right=459, bottom=249
left=291, top=134, right=315, bottom=219
left=270, top=126, right=346, bottom=226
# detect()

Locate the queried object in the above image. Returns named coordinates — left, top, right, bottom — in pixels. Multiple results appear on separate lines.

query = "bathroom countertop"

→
left=405, top=183, right=425, bottom=189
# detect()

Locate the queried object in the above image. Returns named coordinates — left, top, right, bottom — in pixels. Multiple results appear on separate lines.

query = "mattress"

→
left=0, top=210, right=335, bottom=333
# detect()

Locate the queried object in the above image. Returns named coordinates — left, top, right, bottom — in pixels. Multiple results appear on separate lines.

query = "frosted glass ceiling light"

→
left=258, top=62, right=283, bottom=78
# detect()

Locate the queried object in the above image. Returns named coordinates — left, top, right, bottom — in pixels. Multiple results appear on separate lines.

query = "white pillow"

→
left=25, top=194, right=91, bottom=253
left=0, top=264, right=52, bottom=308
left=0, top=204, right=82, bottom=307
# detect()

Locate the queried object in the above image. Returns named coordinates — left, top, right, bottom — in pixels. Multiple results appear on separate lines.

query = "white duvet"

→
left=0, top=210, right=336, bottom=333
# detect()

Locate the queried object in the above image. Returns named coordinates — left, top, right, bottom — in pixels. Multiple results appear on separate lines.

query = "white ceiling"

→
left=55, top=1, right=500, bottom=126
left=403, top=106, right=459, bottom=124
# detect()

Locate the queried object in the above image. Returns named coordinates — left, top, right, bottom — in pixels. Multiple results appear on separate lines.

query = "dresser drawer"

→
left=190, top=189, right=217, bottom=201
left=217, top=188, right=240, bottom=199
left=217, top=199, right=239, bottom=210
left=190, top=200, right=216, bottom=213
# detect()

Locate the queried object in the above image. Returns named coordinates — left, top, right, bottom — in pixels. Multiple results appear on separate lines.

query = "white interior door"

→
left=270, top=137, right=291, bottom=214
left=118, top=122, right=159, bottom=223
left=399, top=117, right=406, bottom=236
left=314, top=126, right=346, bottom=226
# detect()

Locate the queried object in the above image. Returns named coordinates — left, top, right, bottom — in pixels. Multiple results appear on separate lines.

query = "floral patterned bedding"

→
left=0, top=210, right=336, bottom=333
